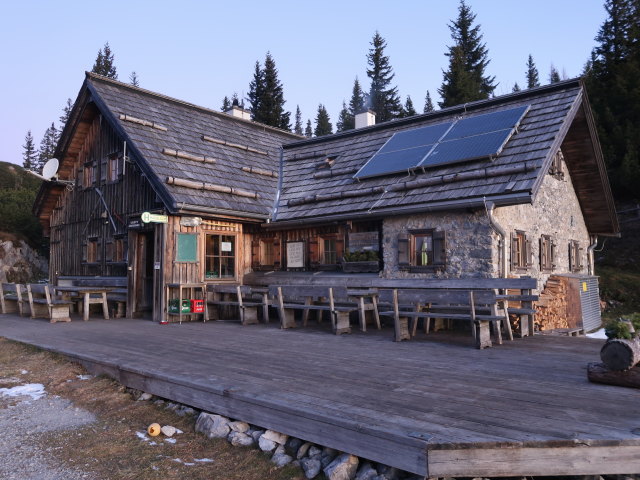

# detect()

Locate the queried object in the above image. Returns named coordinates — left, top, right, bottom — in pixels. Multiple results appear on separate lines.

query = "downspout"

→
left=485, top=200, right=507, bottom=278
left=271, top=147, right=284, bottom=222
left=587, top=234, right=598, bottom=276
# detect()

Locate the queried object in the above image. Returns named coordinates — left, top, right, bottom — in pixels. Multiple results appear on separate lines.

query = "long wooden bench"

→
left=26, top=284, right=73, bottom=323
left=58, top=276, right=127, bottom=318
left=378, top=288, right=510, bottom=349
left=0, top=282, right=24, bottom=315
left=269, top=285, right=358, bottom=335
left=207, top=285, right=263, bottom=325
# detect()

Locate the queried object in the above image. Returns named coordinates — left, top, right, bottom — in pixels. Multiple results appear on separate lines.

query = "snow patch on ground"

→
left=194, top=458, right=214, bottom=463
left=586, top=328, right=608, bottom=339
left=164, top=438, right=176, bottom=444
left=0, top=383, right=46, bottom=401
left=76, top=375, right=93, bottom=380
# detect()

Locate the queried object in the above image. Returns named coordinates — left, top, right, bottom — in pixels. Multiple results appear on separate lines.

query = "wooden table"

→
left=347, top=288, right=381, bottom=332
left=53, top=286, right=113, bottom=322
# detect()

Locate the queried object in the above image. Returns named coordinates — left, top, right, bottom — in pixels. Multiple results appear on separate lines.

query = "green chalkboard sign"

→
left=176, top=233, right=198, bottom=262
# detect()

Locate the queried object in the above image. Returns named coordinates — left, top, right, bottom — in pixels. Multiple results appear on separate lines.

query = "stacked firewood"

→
left=535, top=276, right=570, bottom=331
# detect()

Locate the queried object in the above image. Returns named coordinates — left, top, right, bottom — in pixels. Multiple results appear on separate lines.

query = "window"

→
left=539, top=235, right=556, bottom=272
left=315, top=234, right=343, bottom=267
left=549, top=150, right=564, bottom=179
left=322, top=238, right=337, bottom=264
left=113, top=238, right=126, bottom=263
left=205, top=234, right=236, bottom=279
left=83, top=163, right=94, bottom=188
left=398, top=230, right=446, bottom=271
left=108, top=153, right=121, bottom=182
left=260, top=239, right=275, bottom=266
left=511, top=231, right=532, bottom=271
left=85, top=239, right=98, bottom=263
left=569, top=240, right=583, bottom=273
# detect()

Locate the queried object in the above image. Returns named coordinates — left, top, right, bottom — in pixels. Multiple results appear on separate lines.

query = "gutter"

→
left=587, top=234, right=598, bottom=276
left=485, top=201, right=507, bottom=278
left=262, top=192, right=531, bottom=230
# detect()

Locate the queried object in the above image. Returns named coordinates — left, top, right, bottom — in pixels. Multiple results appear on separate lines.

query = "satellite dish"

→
left=41, top=158, right=59, bottom=181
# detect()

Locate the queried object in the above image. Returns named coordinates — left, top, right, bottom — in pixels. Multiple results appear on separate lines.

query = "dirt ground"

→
left=0, top=338, right=304, bottom=480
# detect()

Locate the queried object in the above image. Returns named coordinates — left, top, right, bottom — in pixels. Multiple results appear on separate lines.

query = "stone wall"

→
left=493, top=151, right=590, bottom=289
left=382, top=210, right=497, bottom=279
left=0, top=239, right=48, bottom=283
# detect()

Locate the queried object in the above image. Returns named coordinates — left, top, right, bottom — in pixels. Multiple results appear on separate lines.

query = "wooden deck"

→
left=0, top=314, right=638, bottom=477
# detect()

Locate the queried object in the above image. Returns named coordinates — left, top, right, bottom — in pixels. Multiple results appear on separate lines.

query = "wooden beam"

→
left=162, top=148, right=216, bottom=164
left=201, top=135, right=268, bottom=156
left=119, top=114, right=167, bottom=131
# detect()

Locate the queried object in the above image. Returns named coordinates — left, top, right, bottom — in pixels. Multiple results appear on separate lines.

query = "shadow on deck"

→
left=0, top=314, right=638, bottom=477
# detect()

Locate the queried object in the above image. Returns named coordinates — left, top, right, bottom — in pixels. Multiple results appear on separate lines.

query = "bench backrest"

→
left=270, top=285, right=332, bottom=301
left=75, top=277, right=127, bottom=288
left=1, top=283, right=21, bottom=296
left=27, top=284, right=51, bottom=304
left=378, top=288, right=497, bottom=306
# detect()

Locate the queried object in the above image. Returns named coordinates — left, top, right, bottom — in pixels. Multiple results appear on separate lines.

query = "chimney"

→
left=225, top=105, right=252, bottom=121
left=355, top=109, right=376, bottom=129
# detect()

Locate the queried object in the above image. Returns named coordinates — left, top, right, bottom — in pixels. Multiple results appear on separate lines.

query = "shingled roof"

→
left=273, top=79, right=618, bottom=235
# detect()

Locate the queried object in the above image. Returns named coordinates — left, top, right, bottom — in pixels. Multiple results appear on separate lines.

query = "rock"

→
left=227, top=431, right=254, bottom=447
left=285, top=436, right=303, bottom=455
left=262, top=429, right=288, bottom=445
left=161, top=425, right=176, bottom=437
left=355, top=462, right=378, bottom=480
left=297, top=441, right=313, bottom=459
left=376, top=465, right=400, bottom=480
left=321, top=452, right=337, bottom=468
left=324, top=453, right=359, bottom=480
left=308, top=445, right=322, bottom=458
left=137, top=392, right=153, bottom=401
left=300, top=456, right=322, bottom=479
left=323, top=446, right=339, bottom=457
left=249, top=429, right=264, bottom=443
left=258, top=435, right=278, bottom=452
left=271, top=445, right=293, bottom=467
left=153, top=399, right=165, bottom=407
left=195, top=412, right=230, bottom=439
left=228, top=421, right=250, bottom=433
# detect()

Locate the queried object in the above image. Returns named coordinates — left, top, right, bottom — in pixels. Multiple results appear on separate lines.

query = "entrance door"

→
left=133, top=231, right=155, bottom=316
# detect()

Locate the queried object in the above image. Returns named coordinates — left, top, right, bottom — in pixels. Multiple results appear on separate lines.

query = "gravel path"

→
left=0, top=384, right=97, bottom=480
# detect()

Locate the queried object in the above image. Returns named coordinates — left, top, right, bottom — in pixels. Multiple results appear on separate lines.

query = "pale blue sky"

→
left=0, top=0, right=606, bottom=166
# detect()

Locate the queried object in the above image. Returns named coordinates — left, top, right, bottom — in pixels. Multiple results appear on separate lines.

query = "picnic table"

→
left=53, top=285, right=113, bottom=321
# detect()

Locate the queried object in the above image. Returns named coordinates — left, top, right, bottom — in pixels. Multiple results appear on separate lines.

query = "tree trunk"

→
left=600, top=338, right=640, bottom=371
left=587, top=362, right=640, bottom=389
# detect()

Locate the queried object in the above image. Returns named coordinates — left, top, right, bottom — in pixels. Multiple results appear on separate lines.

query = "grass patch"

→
left=0, top=338, right=304, bottom=480
left=597, top=266, right=640, bottom=322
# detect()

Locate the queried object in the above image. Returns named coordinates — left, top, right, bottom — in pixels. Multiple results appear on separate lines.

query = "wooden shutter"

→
left=308, top=237, right=319, bottom=265
left=539, top=237, right=546, bottom=270
left=578, top=246, right=584, bottom=270
left=525, top=235, right=533, bottom=268
left=433, top=231, right=446, bottom=266
left=251, top=239, right=260, bottom=269
left=550, top=237, right=557, bottom=269
left=398, top=235, right=409, bottom=268
left=335, top=236, right=345, bottom=262
left=510, top=233, right=517, bottom=271
left=273, top=239, right=281, bottom=268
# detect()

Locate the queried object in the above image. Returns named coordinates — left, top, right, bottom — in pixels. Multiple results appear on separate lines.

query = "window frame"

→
left=569, top=240, right=583, bottom=273
left=259, top=238, right=276, bottom=267
left=539, top=234, right=556, bottom=272
left=204, top=233, right=237, bottom=281
left=398, top=229, right=446, bottom=272
left=511, top=230, right=532, bottom=272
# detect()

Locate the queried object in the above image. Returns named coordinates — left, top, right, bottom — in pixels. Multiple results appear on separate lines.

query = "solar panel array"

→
left=354, top=105, right=530, bottom=180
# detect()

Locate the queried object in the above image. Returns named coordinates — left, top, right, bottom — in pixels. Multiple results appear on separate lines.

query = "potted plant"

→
left=341, top=249, right=380, bottom=273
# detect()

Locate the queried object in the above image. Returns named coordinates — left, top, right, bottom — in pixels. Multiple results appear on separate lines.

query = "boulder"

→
left=195, top=412, right=230, bottom=439
left=258, top=435, right=278, bottom=453
left=376, top=465, right=400, bottom=480
left=355, top=462, right=378, bottom=480
left=324, top=453, right=359, bottom=480
left=297, top=441, right=313, bottom=459
left=308, top=445, right=323, bottom=458
left=285, top=437, right=303, bottom=455
left=228, top=421, right=250, bottom=433
left=161, top=425, right=176, bottom=437
left=300, top=456, right=322, bottom=479
left=249, top=429, right=265, bottom=443
left=271, top=445, right=293, bottom=467
left=227, top=431, right=254, bottom=447
left=262, top=429, right=288, bottom=445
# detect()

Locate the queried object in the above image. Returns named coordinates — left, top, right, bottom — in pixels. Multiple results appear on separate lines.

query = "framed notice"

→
left=286, top=241, right=305, bottom=268
left=176, top=233, right=198, bottom=262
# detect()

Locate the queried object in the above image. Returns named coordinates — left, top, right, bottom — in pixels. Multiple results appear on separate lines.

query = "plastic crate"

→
left=169, top=299, right=191, bottom=314
left=190, top=299, right=204, bottom=313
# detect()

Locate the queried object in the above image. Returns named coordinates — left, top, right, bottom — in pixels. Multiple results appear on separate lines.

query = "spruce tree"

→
left=22, top=131, right=37, bottom=171
left=526, top=54, right=540, bottom=88
left=366, top=31, right=402, bottom=122
left=294, top=105, right=304, bottom=135
left=59, top=98, right=73, bottom=130
left=349, top=77, right=366, bottom=117
left=305, top=119, right=313, bottom=138
left=438, top=0, right=496, bottom=107
left=584, top=0, right=640, bottom=198
left=247, top=53, right=291, bottom=130
left=549, top=64, right=561, bottom=83
left=423, top=91, right=435, bottom=113
left=512, top=82, right=521, bottom=92
left=336, top=101, right=354, bottom=132
left=221, top=96, right=231, bottom=112
left=314, top=104, right=333, bottom=137
left=247, top=61, right=264, bottom=119
left=130, top=71, right=139, bottom=87
left=400, top=96, right=417, bottom=117
left=91, top=42, right=118, bottom=79
left=37, top=123, right=58, bottom=173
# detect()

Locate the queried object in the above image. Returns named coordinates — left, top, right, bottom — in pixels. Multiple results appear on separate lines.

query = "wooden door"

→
left=133, top=231, right=155, bottom=315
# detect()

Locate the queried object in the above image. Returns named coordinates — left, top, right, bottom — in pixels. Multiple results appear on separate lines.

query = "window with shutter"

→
left=511, top=231, right=529, bottom=271
left=404, top=229, right=447, bottom=272
left=569, top=240, right=582, bottom=272
left=398, top=235, right=409, bottom=269
left=539, top=235, right=554, bottom=272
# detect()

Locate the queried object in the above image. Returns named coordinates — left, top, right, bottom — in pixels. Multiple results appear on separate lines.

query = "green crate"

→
left=168, top=299, right=191, bottom=314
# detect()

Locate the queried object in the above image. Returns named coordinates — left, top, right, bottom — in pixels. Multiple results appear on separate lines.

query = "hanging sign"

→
left=221, top=241, right=233, bottom=252
left=141, top=211, right=168, bottom=224
left=287, top=242, right=305, bottom=268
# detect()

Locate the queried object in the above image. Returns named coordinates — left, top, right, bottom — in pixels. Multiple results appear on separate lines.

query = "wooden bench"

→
left=58, top=276, right=127, bottom=318
left=207, top=285, right=263, bottom=325
left=26, top=284, right=73, bottom=323
left=378, top=289, right=510, bottom=349
left=269, top=285, right=358, bottom=335
left=1, top=282, right=24, bottom=315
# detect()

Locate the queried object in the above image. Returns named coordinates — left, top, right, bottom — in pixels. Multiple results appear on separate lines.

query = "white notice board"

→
left=286, top=242, right=305, bottom=268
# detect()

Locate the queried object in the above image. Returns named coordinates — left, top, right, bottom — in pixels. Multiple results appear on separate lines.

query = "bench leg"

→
left=241, top=306, right=259, bottom=325
left=262, top=294, right=270, bottom=323
left=101, top=292, right=110, bottom=320
left=474, top=321, right=492, bottom=349
left=302, top=298, right=312, bottom=327
left=50, top=305, right=71, bottom=323
left=333, top=312, right=351, bottom=335
left=281, top=309, right=296, bottom=329
left=371, top=296, right=381, bottom=330
left=395, top=316, right=411, bottom=342
left=358, top=297, right=366, bottom=332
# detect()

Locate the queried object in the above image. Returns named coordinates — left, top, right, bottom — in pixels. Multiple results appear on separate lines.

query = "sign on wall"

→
left=348, top=232, right=379, bottom=252
left=286, top=241, right=305, bottom=268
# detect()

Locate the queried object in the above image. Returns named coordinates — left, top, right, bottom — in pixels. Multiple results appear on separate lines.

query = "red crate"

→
left=190, top=299, right=204, bottom=313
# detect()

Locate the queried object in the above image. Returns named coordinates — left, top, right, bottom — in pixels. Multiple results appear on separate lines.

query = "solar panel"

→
left=420, top=129, right=512, bottom=168
left=444, top=105, right=529, bottom=141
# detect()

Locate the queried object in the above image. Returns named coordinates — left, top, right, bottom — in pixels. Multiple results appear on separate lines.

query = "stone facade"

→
left=493, top=151, right=590, bottom=288
left=381, top=150, right=591, bottom=290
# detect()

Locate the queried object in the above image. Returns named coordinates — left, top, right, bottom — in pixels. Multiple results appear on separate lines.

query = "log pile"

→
left=535, top=276, right=570, bottom=331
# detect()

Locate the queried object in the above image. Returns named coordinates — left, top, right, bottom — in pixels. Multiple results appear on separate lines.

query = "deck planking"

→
left=0, top=315, right=639, bottom=477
